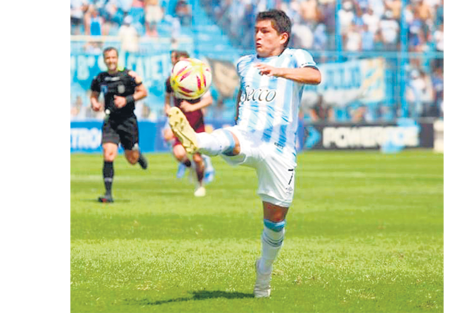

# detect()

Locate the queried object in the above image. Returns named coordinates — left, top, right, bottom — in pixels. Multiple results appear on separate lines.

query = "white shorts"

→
left=221, top=126, right=297, bottom=207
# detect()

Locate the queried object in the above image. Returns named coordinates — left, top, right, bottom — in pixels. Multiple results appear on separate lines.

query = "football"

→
left=170, top=58, right=212, bottom=100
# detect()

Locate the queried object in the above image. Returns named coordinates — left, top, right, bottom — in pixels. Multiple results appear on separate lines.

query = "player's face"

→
left=171, top=52, right=178, bottom=65
left=255, top=19, right=288, bottom=58
left=104, top=50, right=119, bottom=72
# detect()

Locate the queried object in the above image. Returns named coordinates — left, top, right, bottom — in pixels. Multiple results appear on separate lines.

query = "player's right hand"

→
left=164, top=105, right=171, bottom=116
left=91, top=101, right=102, bottom=112
left=180, top=101, right=193, bottom=112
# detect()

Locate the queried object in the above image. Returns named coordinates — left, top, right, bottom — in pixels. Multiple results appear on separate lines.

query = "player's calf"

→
left=254, top=219, right=286, bottom=298
left=125, top=149, right=148, bottom=169
left=260, top=219, right=286, bottom=273
left=99, top=161, right=114, bottom=203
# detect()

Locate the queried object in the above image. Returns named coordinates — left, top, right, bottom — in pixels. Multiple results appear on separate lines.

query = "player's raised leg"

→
left=124, top=149, right=148, bottom=169
left=121, top=117, right=148, bottom=169
left=168, top=107, right=240, bottom=156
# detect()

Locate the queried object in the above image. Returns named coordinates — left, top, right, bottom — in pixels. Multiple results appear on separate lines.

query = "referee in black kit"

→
left=90, top=47, right=148, bottom=203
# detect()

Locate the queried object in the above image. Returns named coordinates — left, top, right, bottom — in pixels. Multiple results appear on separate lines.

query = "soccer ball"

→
left=170, top=58, right=212, bottom=100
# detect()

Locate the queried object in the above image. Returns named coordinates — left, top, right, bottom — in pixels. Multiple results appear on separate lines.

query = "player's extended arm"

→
left=113, top=83, right=148, bottom=108
left=128, top=70, right=148, bottom=102
left=114, top=74, right=148, bottom=108
left=90, top=91, right=102, bottom=112
left=192, top=93, right=213, bottom=111
left=132, top=82, right=148, bottom=101
left=179, top=93, right=213, bottom=112
left=255, top=64, right=321, bottom=85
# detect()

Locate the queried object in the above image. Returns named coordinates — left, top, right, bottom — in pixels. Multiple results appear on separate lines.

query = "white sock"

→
left=259, top=226, right=285, bottom=274
left=196, top=129, right=236, bottom=156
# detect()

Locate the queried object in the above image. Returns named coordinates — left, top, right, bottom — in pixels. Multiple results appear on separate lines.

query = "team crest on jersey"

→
left=101, top=85, right=108, bottom=94
left=240, top=84, right=277, bottom=103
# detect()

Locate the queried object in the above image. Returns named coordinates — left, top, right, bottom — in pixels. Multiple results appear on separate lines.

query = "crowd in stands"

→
left=72, top=0, right=443, bottom=56
left=71, top=0, right=444, bottom=121
left=70, top=0, right=192, bottom=37
left=203, top=0, right=443, bottom=54
left=202, top=0, right=443, bottom=120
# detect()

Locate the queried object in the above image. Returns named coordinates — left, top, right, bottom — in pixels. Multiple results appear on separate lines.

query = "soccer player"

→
left=90, top=47, right=149, bottom=203
left=168, top=9, right=321, bottom=297
left=164, top=50, right=214, bottom=197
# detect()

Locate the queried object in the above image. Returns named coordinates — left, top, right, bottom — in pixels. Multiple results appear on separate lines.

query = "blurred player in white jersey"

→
left=168, top=9, right=321, bottom=297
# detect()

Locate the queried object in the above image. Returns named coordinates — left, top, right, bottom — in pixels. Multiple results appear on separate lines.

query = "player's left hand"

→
left=114, top=95, right=127, bottom=108
left=180, top=101, right=195, bottom=112
left=254, top=63, right=282, bottom=77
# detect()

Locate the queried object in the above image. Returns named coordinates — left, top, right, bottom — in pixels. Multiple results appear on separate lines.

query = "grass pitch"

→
left=71, top=150, right=443, bottom=312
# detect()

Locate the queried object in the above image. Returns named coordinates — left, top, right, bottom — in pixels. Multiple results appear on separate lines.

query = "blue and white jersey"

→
left=236, top=48, right=318, bottom=160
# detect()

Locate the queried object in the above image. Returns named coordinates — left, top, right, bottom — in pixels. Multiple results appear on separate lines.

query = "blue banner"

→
left=70, top=51, right=174, bottom=115
left=70, top=119, right=237, bottom=153
left=306, top=58, right=387, bottom=105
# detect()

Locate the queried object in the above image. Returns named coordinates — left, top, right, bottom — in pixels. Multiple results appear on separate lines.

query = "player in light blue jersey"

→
left=168, top=9, right=321, bottom=297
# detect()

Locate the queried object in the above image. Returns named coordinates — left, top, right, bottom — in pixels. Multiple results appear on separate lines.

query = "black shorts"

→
left=101, top=115, right=139, bottom=150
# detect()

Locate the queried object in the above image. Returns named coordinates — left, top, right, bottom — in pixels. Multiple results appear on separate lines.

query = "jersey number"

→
left=287, top=169, right=294, bottom=185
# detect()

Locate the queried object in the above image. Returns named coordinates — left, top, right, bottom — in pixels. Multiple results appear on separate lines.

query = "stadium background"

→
left=70, top=0, right=444, bottom=153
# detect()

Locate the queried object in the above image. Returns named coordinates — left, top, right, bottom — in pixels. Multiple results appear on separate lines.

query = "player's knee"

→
left=163, top=129, right=174, bottom=142
left=104, top=151, right=116, bottom=162
left=263, top=219, right=286, bottom=232
left=173, top=145, right=187, bottom=160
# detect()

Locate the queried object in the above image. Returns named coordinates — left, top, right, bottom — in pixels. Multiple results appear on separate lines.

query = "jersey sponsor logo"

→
left=240, top=84, right=277, bottom=103
left=104, top=76, right=121, bottom=81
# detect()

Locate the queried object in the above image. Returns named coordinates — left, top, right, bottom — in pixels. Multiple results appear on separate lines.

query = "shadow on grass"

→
left=80, top=199, right=132, bottom=203
left=131, top=290, right=254, bottom=306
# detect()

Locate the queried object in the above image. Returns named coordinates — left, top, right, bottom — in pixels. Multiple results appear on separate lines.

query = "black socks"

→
left=103, top=161, right=114, bottom=196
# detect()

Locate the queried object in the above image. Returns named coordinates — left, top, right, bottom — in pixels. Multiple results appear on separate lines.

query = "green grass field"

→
left=71, top=150, right=443, bottom=312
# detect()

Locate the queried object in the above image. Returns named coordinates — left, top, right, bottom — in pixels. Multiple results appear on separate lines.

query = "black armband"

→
left=125, top=95, right=135, bottom=105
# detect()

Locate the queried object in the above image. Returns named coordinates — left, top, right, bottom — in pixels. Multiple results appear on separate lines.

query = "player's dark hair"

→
left=103, top=47, right=119, bottom=57
left=170, top=50, right=190, bottom=59
left=178, top=51, right=190, bottom=59
left=256, top=9, right=292, bottom=47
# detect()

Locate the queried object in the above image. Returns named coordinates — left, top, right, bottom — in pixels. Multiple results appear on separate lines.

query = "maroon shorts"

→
left=173, top=109, right=205, bottom=147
